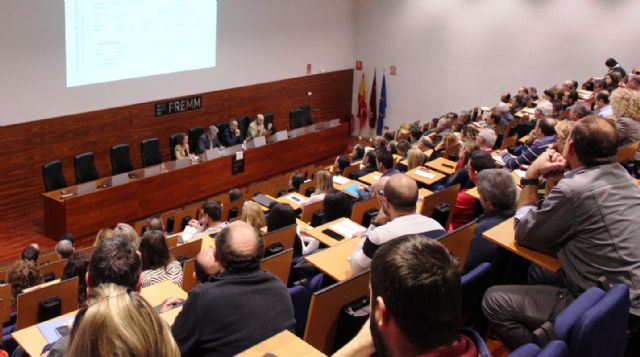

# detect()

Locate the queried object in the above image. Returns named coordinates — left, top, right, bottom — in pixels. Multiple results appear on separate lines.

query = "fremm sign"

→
left=155, top=96, right=202, bottom=117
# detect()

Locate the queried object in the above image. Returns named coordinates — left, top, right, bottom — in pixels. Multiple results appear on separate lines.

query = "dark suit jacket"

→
left=220, top=128, right=243, bottom=147
left=197, top=133, right=222, bottom=153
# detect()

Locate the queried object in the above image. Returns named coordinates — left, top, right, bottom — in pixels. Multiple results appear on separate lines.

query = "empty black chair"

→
left=300, top=105, right=312, bottom=126
left=169, top=133, right=181, bottom=160
left=110, top=144, right=133, bottom=175
left=42, top=160, right=67, bottom=192
left=141, top=138, right=163, bottom=167
left=188, top=127, right=204, bottom=154
left=74, top=152, right=99, bottom=184
left=289, top=108, right=304, bottom=129
left=237, top=116, right=250, bottom=139
left=264, top=112, right=275, bottom=132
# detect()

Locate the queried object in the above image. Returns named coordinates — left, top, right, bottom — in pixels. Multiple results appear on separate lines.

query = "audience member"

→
left=240, top=201, right=266, bottom=231
left=405, top=148, right=426, bottom=171
left=463, top=169, right=516, bottom=272
left=482, top=116, right=640, bottom=350
left=266, top=203, right=297, bottom=232
left=228, top=188, right=244, bottom=202
left=20, top=243, right=39, bottom=263
left=323, top=190, right=352, bottom=222
left=288, top=172, right=306, bottom=193
left=336, top=236, right=478, bottom=357
left=350, top=150, right=377, bottom=179
left=197, top=125, right=222, bottom=153
left=445, top=141, right=480, bottom=190
left=167, top=221, right=295, bottom=357
left=300, top=169, right=333, bottom=208
left=333, top=155, right=350, bottom=176
left=94, top=228, right=114, bottom=247
left=58, top=233, right=75, bottom=246
left=569, top=101, right=591, bottom=121
left=8, top=260, right=42, bottom=306
left=350, top=174, right=446, bottom=274
left=606, top=57, right=626, bottom=78
left=67, top=284, right=180, bottom=357
left=409, top=128, right=422, bottom=145
left=376, top=151, right=398, bottom=177
left=145, top=216, right=165, bottom=234
left=183, top=200, right=229, bottom=242
left=595, top=90, right=613, bottom=118
left=476, top=128, right=497, bottom=152
left=450, top=151, right=496, bottom=230
left=351, top=144, right=365, bottom=162
left=500, top=117, right=557, bottom=170
left=610, top=88, right=640, bottom=148
left=139, top=230, right=183, bottom=288
left=61, top=251, right=90, bottom=305
left=55, top=239, right=74, bottom=259
left=194, top=246, right=220, bottom=284
left=113, top=223, right=141, bottom=249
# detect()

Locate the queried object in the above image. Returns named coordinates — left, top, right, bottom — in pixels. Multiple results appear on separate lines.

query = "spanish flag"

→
left=357, top=73, right=367, bottom=133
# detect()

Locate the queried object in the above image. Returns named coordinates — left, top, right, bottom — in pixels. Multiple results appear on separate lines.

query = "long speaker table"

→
left=42, top=123, right=348, bottom=239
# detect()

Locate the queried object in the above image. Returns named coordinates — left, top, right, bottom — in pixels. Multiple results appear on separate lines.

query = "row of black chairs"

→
left=42, top=138, right=165, bottom=192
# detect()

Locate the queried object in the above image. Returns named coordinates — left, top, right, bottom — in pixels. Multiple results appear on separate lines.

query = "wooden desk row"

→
left=42, top=124, right=349, bottom=238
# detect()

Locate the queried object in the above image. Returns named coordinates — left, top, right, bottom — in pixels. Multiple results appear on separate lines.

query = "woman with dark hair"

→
left=266, top=203, right=296, bottom=232
left=333, top=156, right=350, bottom=176
left=62, top=251, right=90, bottom=305
left=174, top=133, right=190, bottom=160
left=323, top=190, right=352, bottom=222
left=139, top=230, right=183, bottom=288
left=288, top=172, right=306, bottom=193
left=605, top=72, right=621, bottom=93
left=8, top=260, right=42, bottom=307
left=267, top=203, right=319, bottom=256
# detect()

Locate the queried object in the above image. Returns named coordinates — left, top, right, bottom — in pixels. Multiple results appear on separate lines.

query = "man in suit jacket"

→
left=220, top=119, right=243, bottom=147
left=197, top=125, right=223, bottom=153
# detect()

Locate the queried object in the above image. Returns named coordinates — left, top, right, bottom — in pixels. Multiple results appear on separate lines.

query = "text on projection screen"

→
left=65, top=0, right=217, bottom=87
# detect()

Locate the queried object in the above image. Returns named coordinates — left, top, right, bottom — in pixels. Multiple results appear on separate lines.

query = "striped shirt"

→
left=141, top=260, right=183, bottom=288
left=501, top=135, right=556, bottom=170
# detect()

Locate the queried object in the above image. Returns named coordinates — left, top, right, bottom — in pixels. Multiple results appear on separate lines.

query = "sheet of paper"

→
left=330, top=219, right=365, bottom=239
left=414, top=169, right=436, bottom=179
left=493, top=155, right=505, bottom=165
left=332, top=175, right=350, bottom=185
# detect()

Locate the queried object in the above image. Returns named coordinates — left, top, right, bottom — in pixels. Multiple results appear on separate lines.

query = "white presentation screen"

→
left=65, top=0, right=217, bottom=87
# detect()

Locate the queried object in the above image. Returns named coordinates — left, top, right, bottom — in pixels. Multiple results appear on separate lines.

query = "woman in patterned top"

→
left=139, top=230, right=183, bottom=288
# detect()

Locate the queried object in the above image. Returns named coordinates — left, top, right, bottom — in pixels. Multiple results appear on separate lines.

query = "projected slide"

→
left=65, top=0, right=217, bottom=87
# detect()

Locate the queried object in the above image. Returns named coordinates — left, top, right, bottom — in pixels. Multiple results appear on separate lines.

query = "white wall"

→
left=0, top=0, right=355, bottom=125
left=352, top=0, right=640, bottom=135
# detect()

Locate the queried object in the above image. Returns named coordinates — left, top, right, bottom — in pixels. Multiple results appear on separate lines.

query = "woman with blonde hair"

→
left=94, top=228, right=114, bottom=247
left=67, top=284, right=179, bottom=357
left=406, top=148, right=426, bottom=171
left=240, top=201, right=266, bottom=230
left=300, top=169, right=334, bottom=208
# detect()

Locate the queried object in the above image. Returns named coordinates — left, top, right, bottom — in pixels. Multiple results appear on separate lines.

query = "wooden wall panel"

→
left=0, top=69, right=354, bottom=220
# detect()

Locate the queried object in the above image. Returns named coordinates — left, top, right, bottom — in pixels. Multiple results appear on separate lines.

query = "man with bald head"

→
left=483, top=116, right=640, bottom=349
left=350, top=174, right=446, bottom=274
left=171, top=221, right=295, bottom=357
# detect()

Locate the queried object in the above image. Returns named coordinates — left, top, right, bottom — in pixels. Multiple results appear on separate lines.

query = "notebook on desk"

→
left=343, top=183, right=360, bottom=197
left=38, top=314, right=76, bottom=344
left=252, top=194, right=276, bottom=208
